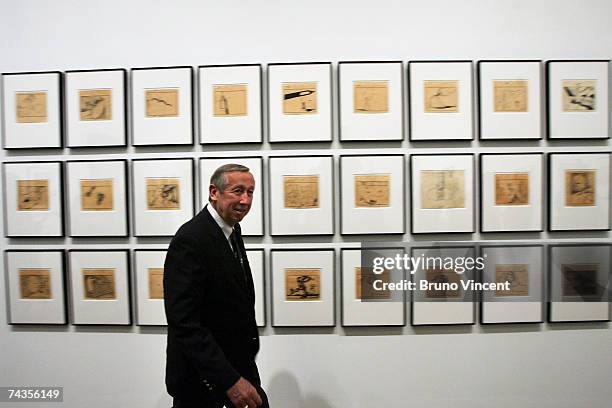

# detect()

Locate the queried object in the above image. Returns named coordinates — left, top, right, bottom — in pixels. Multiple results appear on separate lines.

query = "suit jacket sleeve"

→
left=164, top=234, right=241, bottom=391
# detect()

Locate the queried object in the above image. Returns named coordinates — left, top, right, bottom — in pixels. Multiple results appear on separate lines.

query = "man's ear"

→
left=209, top=184, right=218, bottom=202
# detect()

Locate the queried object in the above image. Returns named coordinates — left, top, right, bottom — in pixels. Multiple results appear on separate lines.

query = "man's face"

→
left=210, top=171, right=255, bottom=226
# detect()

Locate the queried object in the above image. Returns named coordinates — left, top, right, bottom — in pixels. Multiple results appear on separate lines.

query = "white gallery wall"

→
left=1, top=1, right=611, bottom=407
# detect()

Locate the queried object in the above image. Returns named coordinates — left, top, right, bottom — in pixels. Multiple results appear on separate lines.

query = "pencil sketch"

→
left=79, top=89, right=112, bottom=121
left=355, top=267, right=391, bottom=300
left=80, top=179, right=113, bottom=211
left=17, top=179, right=49, bottom=211
left=283, top=175, right=319, bottom=208
left=424, top=80, right=458, bottom=113
left=354, top=174, right=390, bottom=208
left=16, top=91, right=48, bottom=123
left=562, top=80, right=596, bottom=111
left=565, top=170, right=595, bottom=206
left=19, top=268, right=52, bottom=299
left=285, top=268, right=321, bottom=301
left=420, top=170, right=465, bottom=209
left=145, top=88, right=179, bottom=117
left=493, top=80, right=528, bottom=112
left=495, top=264, right=529, bottom=296
left=495, top=173, right=529, bottom=206
left=146, top=178, right=180, bottom=210
left=82, top=268, right=116, bottom=300
left=353, top=80, right=389, bottom=114
left=425, top=268, right=461, bottom=298
left=282, top=82, right=317, bottom=114
left=562, top=264, right=600, bottom=297
left=213, top=84, right=247, bottom=116
left=148, top=268, right=164, bottom=300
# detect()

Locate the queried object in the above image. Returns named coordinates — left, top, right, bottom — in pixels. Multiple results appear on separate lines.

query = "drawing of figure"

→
left=566, top=171, right=595, bottom=206
left=20, top=273, right=50, bottom=299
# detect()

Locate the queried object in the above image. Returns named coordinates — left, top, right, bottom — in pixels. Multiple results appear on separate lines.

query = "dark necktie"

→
left=229, top=229, right=247, bottom=284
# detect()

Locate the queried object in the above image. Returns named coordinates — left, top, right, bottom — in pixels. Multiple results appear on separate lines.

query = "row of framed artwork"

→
left=3, top=152, right=610, bottom=237
left=5, top=244, right=610, bottom=327
left=2, top=60, right=609, bottom=149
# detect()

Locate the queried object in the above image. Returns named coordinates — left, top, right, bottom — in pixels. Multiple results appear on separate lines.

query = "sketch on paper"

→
left=17, top=179, right=49, bottom=211
left=19, top=269, right=52, bottom=299
left=16, top=91, right=48, bottom=123
left=355, top=267, right=391, bottom=300
left=213, top=84, right=247, bottom=116
left=79, top=89, right=112, bottom=121
left=148, top=268, right=164, bottom=300
left=562, top=264, right=600, bottom=297
left=282, top=82, right=317, bottom=114
left=82, top=268, right=116, bottom=300
left=562, top=80, right=596, bottom=111
left=283, top=175, right=319, bottom=209
left=495, top=173, right=529, bottom=206
left=353, top=80, right=389, bottom=114
left=354, top=174, right=390, bottom=208
left=145, top=88, right=179, bottom=117
left=424, top=80, right=458, bottom=113
left=80, top=179, right=114, bottom=211
left=565, top=170, right=595, bottom=206
left=285, top=268, right=321, bottom=301
left=493, top=80, right=528, bottom=112
left=495, top=264, right=529, bottom=296
left=420, top=170, right=465, bottom=209
left=146, top=178, right=181, bottom=210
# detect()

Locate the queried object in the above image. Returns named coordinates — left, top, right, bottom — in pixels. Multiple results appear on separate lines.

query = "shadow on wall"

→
left=267, top=371, right=334, bottom=408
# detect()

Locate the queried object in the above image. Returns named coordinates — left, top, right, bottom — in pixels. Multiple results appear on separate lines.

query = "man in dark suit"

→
left=164, top=164, right=268, bottom=408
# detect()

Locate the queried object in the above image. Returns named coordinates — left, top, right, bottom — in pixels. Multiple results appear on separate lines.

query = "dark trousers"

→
left=172, top=386, right=269, bottom=408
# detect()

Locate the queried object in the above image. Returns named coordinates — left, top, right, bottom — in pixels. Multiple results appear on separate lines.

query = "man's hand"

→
left=226, top=377, right=263, bottom=408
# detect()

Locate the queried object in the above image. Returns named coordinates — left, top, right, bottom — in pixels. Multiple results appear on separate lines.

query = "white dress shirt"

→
left=206, top=203, right=235, bottom=250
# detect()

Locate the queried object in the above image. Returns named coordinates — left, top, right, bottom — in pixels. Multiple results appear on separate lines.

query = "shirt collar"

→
left=206, top=203, right=233, bottom=240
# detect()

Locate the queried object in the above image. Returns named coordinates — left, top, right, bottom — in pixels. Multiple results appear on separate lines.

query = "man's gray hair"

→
left=210, top=163, right=250, bottom=191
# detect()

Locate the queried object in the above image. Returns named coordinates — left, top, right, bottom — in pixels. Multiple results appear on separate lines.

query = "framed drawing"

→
left=408, top=61, right=473, bottom=140
left=410, top=245, right=476, bottom=326
left=65, top=68, right=127, bottom=147
left=134, top=249, right=167, bottom=326
left=269, top=155, right=333, bottom=235
left=480, top=245, right=544, bottom=324
left=66, top=160, right=128, bottom=237
left=271, top=249, right=334, bottom=327
left=549, top=152, right=610, bottom=231
left=199, top=64, right=262, bottom=144
left=5, top=250, right=67, bottom=325
left=478, top=60, right=542, bottom=140
left=267, top=62, right=332, bottom=142
left=341, top=248, right=405, bottom=326
left=3, top=161, right=64, bottom=237
left=410, top=154, right=474, bottom=233
left=131, top=66, right=193, bottom=145
left=339, top=154, right=405, bottom=234
left=2, top=71, right=62, bottom=149
left=68, top=250, right=131, bottom=325
left=549, top=244, right=610, bottom=322
left=246, top=249, right=266, bottom=327
left=132, top=158, right=195, bottom=236
left=199, top=157, right=263, bottom=236
left=546, top=60, right=609, bottom=139
left=480, top=153, right=543, bottom=232
left=338, top=61, right=403, bottom=141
